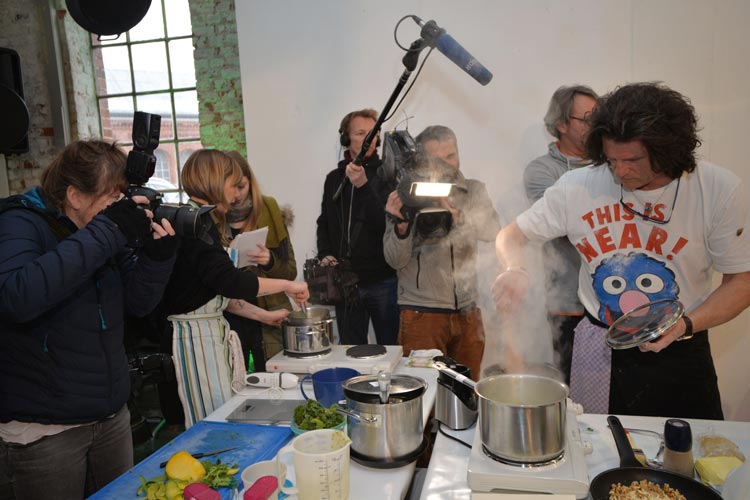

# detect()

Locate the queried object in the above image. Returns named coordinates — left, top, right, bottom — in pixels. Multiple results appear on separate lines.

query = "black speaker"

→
left=0, top=47, right=30, bottom=155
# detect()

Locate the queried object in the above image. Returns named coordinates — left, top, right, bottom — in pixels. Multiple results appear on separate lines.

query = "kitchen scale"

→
left=266, top=344, right=403, bottom=375
left=467, top=407, right=591, bottom=498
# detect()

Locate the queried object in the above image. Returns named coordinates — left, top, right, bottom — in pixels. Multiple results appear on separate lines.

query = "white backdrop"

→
left=235, top=0, right=750, bottom=420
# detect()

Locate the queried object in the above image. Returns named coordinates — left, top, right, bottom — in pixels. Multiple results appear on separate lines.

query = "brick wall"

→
left=0, top=0, right=245, bottom=195
left=0, top=1, right=60, bottom=194
left=189, top=0, right=246, bottom=155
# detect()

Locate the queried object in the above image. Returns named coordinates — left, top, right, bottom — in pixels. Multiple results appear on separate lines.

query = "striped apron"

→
left=168, top=296, right=235, bottom=428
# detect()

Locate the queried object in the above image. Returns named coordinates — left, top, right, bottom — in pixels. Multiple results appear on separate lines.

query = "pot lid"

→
left=343, top=374, right=426, bottom=402
left=605, top=298, right=684, bottom=350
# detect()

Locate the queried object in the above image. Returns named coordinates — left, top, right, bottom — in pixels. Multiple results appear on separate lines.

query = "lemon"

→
left=164, top=451, right=206, bottom=482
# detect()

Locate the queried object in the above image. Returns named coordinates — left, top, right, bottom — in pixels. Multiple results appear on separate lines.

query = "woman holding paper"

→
left=223, top=150, right=298, bottom=367
left=158, top=149, right=308, bottom=427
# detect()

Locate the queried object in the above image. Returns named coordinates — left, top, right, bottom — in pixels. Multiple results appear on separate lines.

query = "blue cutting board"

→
left=88, top=421, right=293, bottom=500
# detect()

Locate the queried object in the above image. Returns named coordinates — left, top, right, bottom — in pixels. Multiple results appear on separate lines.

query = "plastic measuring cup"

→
left=276, top=428, right=350, bottom=500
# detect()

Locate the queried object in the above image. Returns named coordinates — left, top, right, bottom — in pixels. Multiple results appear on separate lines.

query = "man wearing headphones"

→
left=315, top=108, right=399, bottom=345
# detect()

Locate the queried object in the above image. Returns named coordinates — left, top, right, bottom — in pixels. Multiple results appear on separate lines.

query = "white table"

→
left=420, top=413, right=750, bottom=499
left=204, top=360, right=438, bottom=500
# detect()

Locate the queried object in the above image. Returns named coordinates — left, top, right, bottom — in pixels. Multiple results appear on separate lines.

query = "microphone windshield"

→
left=435, top=33, right=493, bottom=86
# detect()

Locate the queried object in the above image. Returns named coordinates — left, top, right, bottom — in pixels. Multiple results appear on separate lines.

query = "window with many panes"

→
left=92, top=0, right=201, bottom=203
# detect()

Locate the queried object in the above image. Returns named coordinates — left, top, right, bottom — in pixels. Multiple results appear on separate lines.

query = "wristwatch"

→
left=677, top=315, right=694, bottom=341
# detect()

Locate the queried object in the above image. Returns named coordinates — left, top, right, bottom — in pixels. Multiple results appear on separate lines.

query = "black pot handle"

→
left=608, top=415, right=643, bottom=468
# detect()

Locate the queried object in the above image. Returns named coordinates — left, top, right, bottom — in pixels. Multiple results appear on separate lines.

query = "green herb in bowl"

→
left=293, top=399, right=345, bottom=432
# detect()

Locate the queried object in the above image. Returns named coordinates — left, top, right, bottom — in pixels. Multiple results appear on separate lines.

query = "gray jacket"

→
left=383, top=172, right=500, bottom=310
left=523, top=142, right=589, bottom=314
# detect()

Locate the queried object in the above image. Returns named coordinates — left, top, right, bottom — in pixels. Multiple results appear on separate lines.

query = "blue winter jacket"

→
left=0, top=188, right=175, bottom=424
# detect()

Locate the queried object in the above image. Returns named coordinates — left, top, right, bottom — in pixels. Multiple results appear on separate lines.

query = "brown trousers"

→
left=398, top=307, right=486, bottom=380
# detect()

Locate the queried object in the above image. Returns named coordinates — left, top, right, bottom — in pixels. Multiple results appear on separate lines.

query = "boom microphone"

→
left=416, top=18, right=493, bottom=86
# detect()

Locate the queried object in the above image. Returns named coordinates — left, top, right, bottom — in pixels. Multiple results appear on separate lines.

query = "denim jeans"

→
left=335, top=276, right=399, bottom=345
left=0, top=405, right=132, bottom=500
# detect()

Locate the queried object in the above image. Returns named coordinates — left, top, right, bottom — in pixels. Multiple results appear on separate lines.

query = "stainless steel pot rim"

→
left=285, top=305, right=332, bottom=324
left=475, top=373, right=569, bottom=407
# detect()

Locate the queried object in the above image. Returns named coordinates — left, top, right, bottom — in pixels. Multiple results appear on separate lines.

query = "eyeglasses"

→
left=619, top=178, right=681, bottom=225
left=569, top=115, right=590, bottom=124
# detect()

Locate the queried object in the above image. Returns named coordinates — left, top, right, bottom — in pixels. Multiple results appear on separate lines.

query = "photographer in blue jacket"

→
left=0, top=140, right=177, bottom=500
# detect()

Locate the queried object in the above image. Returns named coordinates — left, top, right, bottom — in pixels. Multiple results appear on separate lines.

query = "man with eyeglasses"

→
left=493, top=82, right=750, bottom=419
left=523, top=85, right=598, bottom=385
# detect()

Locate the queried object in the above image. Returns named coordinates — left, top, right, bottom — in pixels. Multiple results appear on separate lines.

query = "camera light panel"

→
left=410, top=182, right=453, bottom=197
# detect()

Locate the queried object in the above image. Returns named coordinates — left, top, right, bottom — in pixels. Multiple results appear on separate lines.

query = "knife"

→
left=159, top=446, right=239, bottom=468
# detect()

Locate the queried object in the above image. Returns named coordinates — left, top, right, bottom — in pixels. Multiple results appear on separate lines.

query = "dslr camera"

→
left=380, top=130, right=456, bottom=239
left=125, top=111, right=215, bottom=243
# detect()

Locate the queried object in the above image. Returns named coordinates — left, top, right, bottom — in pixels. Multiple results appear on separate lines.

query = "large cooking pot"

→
left=281, top=306, right=333, bottom=357
left=341, top=373, right=427, bottom=468
left=435, top=362, right=568, bottom=463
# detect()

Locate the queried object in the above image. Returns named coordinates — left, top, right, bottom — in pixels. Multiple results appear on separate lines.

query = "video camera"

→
left=380, top=130, right=456, bottom=239
left=125, top=111, right=215, bottom=244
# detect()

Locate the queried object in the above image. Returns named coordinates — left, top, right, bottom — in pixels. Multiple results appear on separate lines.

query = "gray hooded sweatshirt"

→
left=523, top=142, right=591, bottom=314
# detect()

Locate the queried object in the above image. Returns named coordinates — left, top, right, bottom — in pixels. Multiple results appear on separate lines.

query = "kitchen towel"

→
left=569, top=317, right=611, bottom=414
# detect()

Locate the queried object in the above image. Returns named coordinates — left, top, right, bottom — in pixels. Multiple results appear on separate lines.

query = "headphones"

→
left=339, top=111, right=380, bottom=149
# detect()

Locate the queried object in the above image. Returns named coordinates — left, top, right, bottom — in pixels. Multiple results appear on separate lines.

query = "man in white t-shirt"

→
left=493, top=82, right=750, bottom=418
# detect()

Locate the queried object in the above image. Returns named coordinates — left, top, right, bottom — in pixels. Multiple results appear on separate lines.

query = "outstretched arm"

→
left=226, top=299, right=289, bottom=326
left=257, top=278, right=309, bottom=305
left=491, top=221, right=532, bottom=315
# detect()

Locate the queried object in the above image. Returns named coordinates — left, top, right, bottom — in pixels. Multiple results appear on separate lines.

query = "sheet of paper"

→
left=229, top=226, right=268, bottom=268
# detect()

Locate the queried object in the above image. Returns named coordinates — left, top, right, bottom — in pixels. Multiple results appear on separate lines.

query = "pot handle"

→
left=608, top=415, right=644, bottom=469
left=433, top=359, right=476, bottom=391
left=299, top=374, right=312, bottom=400
left=335, top=406, right=378, bottom=424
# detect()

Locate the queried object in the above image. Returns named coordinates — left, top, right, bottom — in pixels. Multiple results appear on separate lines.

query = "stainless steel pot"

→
left=281, top=306, right=333, bottom=356
left=435, top=362, right=477, bottom=430
left=435, top=362, right=568, bottom=463
left=342, top=373, right=426, bottom=465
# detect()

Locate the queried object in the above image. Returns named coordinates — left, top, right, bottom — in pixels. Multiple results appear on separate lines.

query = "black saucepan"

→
left=590, top=416, right=722, bottom=500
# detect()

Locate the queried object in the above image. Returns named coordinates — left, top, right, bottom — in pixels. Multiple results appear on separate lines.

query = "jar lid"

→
left=343, top=374, right=426, bottom=403
left=605, top=299, right=684, bottom=350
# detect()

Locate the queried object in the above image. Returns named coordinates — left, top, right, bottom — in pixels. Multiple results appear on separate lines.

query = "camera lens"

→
left=153, top=204, right=215, bottom=240
left=414, top=208, right=452, bottom=239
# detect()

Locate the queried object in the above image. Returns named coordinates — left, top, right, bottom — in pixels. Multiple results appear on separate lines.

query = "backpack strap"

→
left=0, top=195, right=74, bottom=241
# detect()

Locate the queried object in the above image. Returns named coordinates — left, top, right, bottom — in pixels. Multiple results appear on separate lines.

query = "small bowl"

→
left=290, top=418, right=345, bottom=436
left=241, top=460, right=286, bottom=500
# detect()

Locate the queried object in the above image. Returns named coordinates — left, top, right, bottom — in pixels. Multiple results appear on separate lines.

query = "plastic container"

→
left=663, top=418, right=694, bottom=477
left=290, top=418, right=345, bottom=436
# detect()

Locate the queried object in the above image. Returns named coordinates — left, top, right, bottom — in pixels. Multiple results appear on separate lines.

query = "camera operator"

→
left=316, top=108, right=399, bottom=345
left=0, top=140, right=177, bottom=500
left=384, top=126, right=500, bottom=380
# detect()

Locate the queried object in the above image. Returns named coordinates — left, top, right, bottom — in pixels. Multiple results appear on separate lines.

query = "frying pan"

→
left=590, top=416, right=722, bottom=500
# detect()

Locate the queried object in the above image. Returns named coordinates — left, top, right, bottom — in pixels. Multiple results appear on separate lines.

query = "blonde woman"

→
left=159, top=149, right=308, bottom=427
left=223, top=150, right=297, bottom=367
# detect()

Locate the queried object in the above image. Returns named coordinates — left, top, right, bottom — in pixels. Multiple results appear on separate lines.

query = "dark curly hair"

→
left=585, top=82, right=701, bottom=178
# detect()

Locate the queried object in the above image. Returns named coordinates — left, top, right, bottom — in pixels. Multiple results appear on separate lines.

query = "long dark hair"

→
left=586, top=82, right=701, bottom=178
